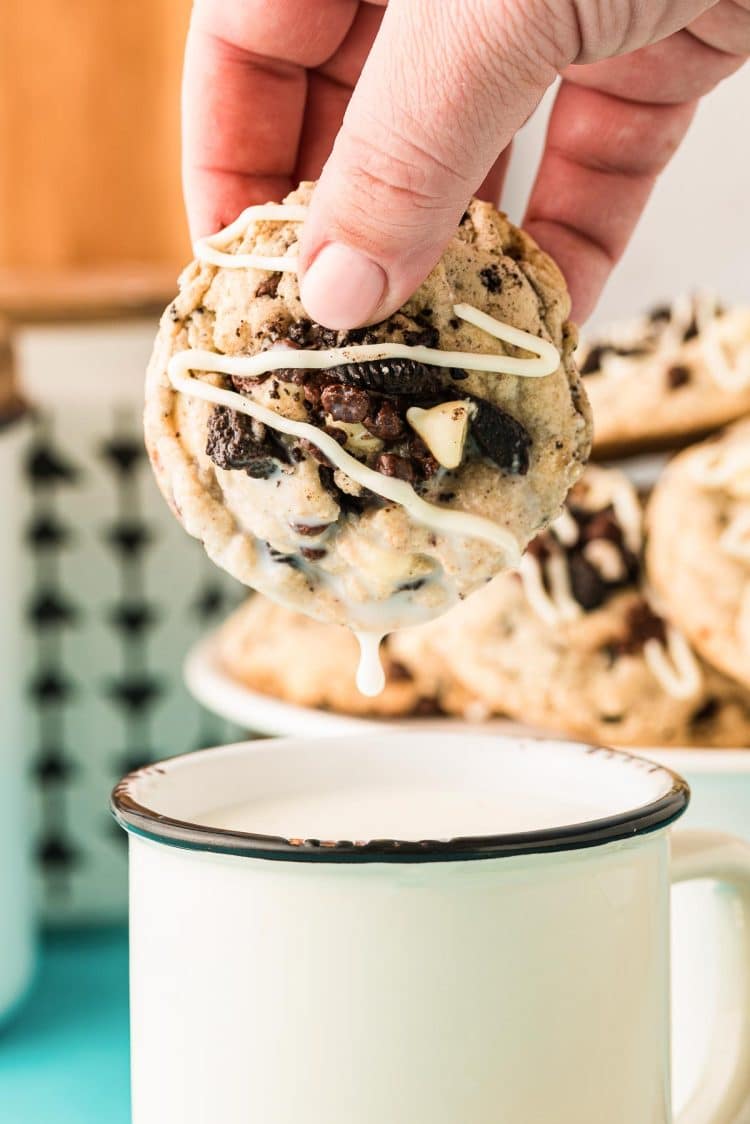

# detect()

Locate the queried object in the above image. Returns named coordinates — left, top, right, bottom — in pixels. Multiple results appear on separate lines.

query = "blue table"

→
left=0, top=928, right=130, bottom=1123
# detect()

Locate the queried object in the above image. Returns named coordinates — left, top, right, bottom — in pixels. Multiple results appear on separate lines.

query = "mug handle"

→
left=671, top=830, right=750, bottom=1124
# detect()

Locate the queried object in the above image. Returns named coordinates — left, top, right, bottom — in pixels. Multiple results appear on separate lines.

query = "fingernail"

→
left=300, top=242, right=387, bottom=329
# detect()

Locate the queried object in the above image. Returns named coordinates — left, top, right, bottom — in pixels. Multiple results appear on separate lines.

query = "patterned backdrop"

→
left=14, top=319, right=245, bottom=925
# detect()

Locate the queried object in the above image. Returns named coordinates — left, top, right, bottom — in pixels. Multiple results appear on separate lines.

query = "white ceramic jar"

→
left=114, top=734, right=750, bottom=1124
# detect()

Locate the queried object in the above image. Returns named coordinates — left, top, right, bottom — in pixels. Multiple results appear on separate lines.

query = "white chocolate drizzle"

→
left=354, top=632, right=386, bottom=697
left=194, top=203, right=308, bottom=271
left=519, top=551, right=580, bottom=626
left=550, top=508, right=578, bottom=547
left=644, top=627, right=702, bottom=700
left=168, top=360, right=521, bottom=562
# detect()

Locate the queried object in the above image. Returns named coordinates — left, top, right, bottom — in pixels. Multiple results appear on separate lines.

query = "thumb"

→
left=298, top=0, right=571, bottom=329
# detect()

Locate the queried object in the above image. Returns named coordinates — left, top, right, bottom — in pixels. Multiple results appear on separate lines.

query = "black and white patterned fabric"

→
left=14, top=320, right=245, bottom=924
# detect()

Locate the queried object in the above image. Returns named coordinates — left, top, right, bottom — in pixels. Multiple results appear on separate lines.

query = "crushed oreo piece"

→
left=667, top=364, right=691, bottom=389
left=649, top=304, right=672, bottom=324
left=613, top=600, right=667, bottom=656
left=268, top=548, right=301, bottom=569
left=690, top=697, right=719, bottom=727
left=470, top=397, right=531, bottom=475
left=205, top=406, right=283, bottom=478
left=479, top=264, right=503, bottom=293
left=336, top=358, right=444, bottom=395
left=683, top=317, right=699, bottom=342
left=449, top=368, right=468, bottom=380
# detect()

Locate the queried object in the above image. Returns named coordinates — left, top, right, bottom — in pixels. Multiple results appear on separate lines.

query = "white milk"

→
left=201, top=784, right=610, bottom=841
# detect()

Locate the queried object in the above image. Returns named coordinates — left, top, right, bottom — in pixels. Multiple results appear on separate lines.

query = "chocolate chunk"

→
left=386, top=660, right=413, bottom=683
left=321, top=384, right=371, bottom=423
left=667, top=364, right=691, bottom=389
left=577, top=506, right=621, bottom=546
left=268, top=548, right=301, bottom=569
left=613, top=600, right=667, bottom=656
left=336, top=358, right=444, bottom=395
left=691, top=697, right=719, bottom=726
left=205, top=406, right=282, bottom=478
left=479, top=264, right=503, bottom=293
left=469, top=398, right=531, bottom=475
left=374, top=453, right=415, bottom=483
left=648, top=304, right=672, bottom=323
left=580, top=345, right=608, bottom=376
left=363, top=399, right=404, bottom=441
left=683, top=317, right=699, bottom=342
left=301, top=547, right=326, bottom=561
left=403, top=323, right=440, bottom=349
left=406, top=434, right=439, bottom=479
left=292, top=522, right=330, bottom=537
left=568, top=553, right=608, bottom=612
left=255, top=274, right=280, bottom=299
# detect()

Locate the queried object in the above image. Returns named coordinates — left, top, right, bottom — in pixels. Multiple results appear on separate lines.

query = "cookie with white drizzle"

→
left=390, top=465, right=750, bottom=746
left=217, top=595, right=483, bottom=720
left=145, top=181, right=591, bottom=649
left=580, top=294, right=750, bottom=458
left=647, top=418, right=750, bottom=690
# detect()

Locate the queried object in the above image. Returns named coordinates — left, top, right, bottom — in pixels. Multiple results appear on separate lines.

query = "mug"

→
left=112, top=735, right=750, bottom=1124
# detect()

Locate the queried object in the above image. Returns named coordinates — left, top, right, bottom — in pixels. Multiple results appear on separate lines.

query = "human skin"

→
left=183, top=0, right=750, bottom=328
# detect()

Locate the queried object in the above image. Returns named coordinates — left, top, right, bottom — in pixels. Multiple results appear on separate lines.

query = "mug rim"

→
left=111, top=735, right=690, bottom=864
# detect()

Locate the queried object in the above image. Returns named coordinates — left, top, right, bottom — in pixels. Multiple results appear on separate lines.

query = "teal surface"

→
left=0, top=928, right=130, bottom=1123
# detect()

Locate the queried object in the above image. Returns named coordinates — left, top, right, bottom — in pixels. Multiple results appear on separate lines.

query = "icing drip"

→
left=610, top=480, right=643, bottom=554
left=354, top=632, right=386, bottom=697
left=550, top=508, right=578, bottom=547
left=644, top=627, right=702, bottom=700
left=689, top=445, right=750, bottom=495
left=700, top=313, right=750, bottom=392
left=519, top=551, right=580, bottom=626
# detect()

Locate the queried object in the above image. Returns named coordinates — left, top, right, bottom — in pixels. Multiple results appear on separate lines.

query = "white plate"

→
left=185, top=632, right=537, bottom=740
left=184, top=630, right=750, bottom=771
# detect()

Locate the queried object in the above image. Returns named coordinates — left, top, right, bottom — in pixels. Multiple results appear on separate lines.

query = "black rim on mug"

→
left=111, top=740, right=690, bottom=865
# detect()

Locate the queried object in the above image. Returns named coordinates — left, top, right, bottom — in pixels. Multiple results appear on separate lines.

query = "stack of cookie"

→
left=216, top=293, right=750, bottom=748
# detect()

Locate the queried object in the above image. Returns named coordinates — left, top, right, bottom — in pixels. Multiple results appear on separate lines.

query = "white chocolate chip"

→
left=406, top=401, right=475, bottom=469
left=583, top=539, right=627, bottom=582
left=325, top=417, right=384, bottom=455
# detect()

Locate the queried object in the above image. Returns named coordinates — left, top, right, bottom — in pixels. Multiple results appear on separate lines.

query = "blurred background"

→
left=0, top=4, right=748, bottom=1121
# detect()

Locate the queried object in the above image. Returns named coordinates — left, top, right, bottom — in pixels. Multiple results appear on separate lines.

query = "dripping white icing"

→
left=644, top=627, right=702, bottom=700
left=354, top=632, right=386, bottom=697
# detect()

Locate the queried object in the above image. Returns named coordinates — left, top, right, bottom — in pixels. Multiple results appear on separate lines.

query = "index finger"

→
left=182, top=0, right=359, bottom=239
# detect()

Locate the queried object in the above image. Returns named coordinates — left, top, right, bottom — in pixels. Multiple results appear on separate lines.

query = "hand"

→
left=183, top=1, right=749, bottom=328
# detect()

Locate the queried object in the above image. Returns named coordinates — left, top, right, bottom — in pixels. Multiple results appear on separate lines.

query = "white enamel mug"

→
left=113, top=735, right=750, bottom=1124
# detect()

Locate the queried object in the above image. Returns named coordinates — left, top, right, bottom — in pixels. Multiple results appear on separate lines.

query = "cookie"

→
left=216, top=596, right=478, bottom=719
left=647, top=419, right=750, bottom=690
left=580, top=294, right=750, bottom=458
left=392, top=466, right=750, bottom=746
left=145, top=182, right=591, bottom=644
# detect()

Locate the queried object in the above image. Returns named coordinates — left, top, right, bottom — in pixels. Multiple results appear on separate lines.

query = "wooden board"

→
left=0, top=0, right=192, bottom=271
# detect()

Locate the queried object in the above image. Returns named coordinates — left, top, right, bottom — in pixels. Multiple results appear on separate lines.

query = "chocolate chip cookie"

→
left=580, top=295, right=750, bottom=458
left=145, top=182, right=591, bottom=634
left=217, top=596, right=479, bottom=719
left=647, top=419, right=750, bottom=691
left=391, top=467, right=750, bottom=746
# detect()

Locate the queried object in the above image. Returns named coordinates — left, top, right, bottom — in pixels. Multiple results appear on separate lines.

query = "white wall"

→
left=501, top=65, right=750, bottom=328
